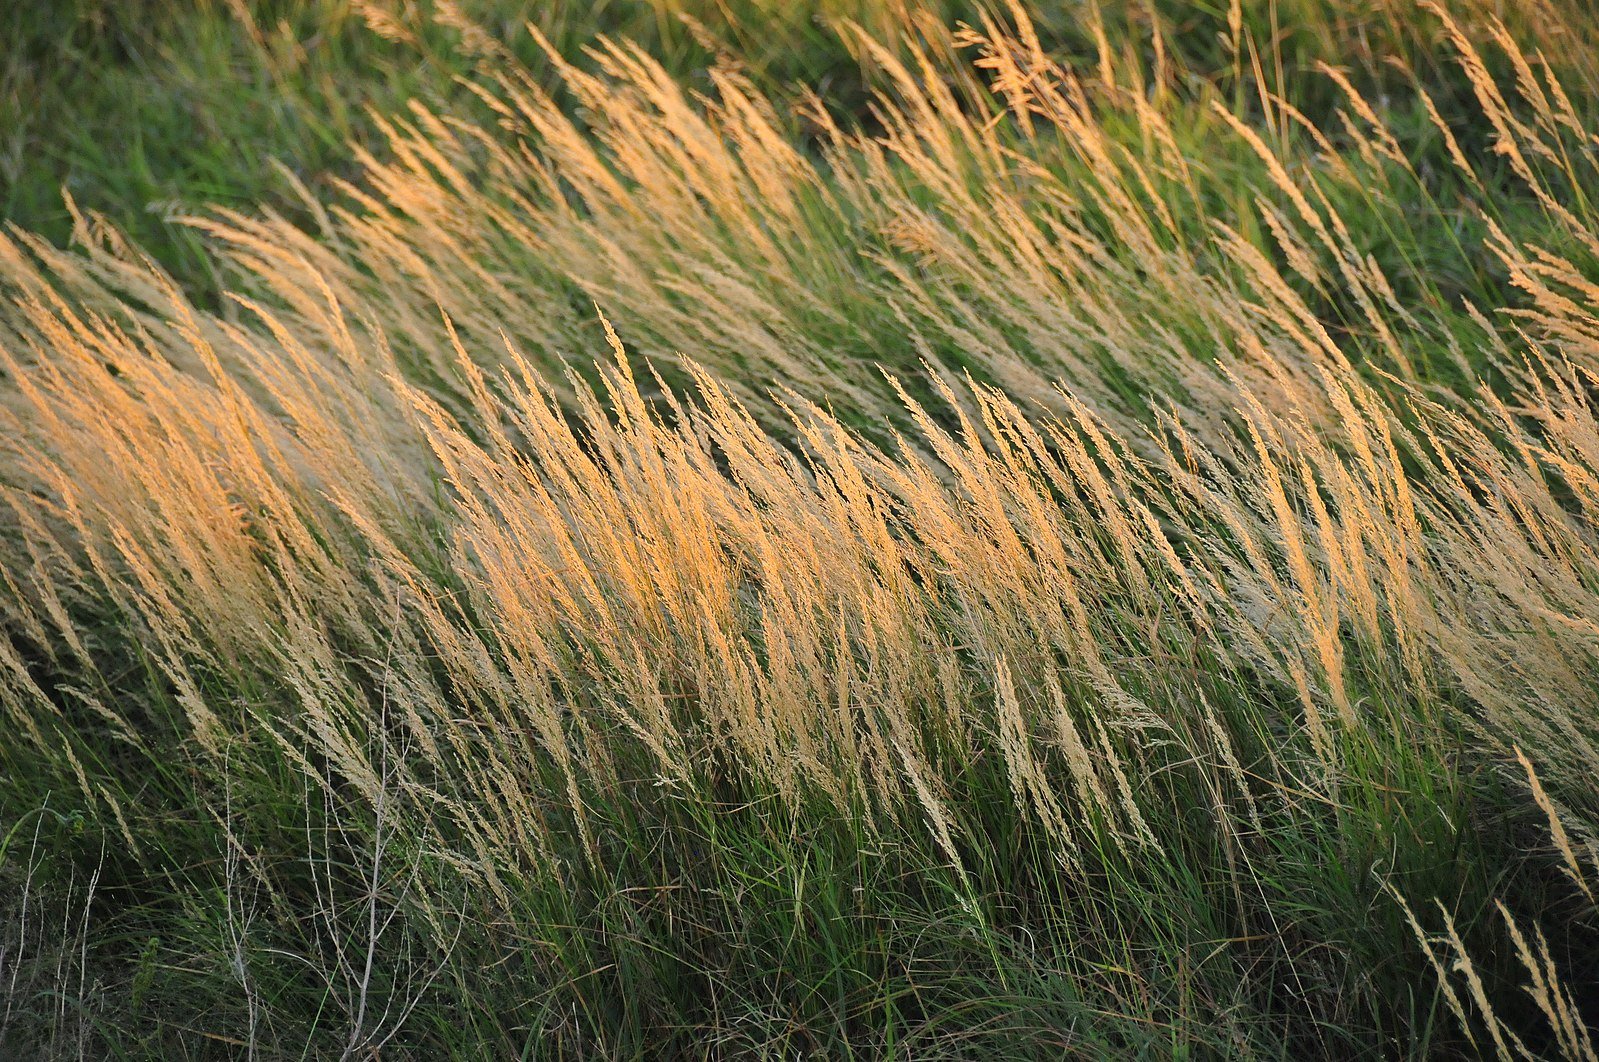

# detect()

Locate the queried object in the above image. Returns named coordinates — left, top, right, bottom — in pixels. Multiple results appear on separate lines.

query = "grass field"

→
left=4, top=0, right=1599, bottom=1056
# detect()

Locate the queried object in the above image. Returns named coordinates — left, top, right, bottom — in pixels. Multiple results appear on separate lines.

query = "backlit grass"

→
left=3, top=1, right=1599, bottom=1056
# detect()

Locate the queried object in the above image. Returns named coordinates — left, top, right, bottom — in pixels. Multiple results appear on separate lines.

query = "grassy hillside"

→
left=4, top=1, right=1599, bottom=1056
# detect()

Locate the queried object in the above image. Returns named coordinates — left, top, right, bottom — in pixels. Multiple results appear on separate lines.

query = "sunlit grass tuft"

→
left=4, top=1, right=1599, bottom=1055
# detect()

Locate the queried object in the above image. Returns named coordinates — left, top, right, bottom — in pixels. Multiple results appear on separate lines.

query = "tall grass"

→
left=3, top=0, right=1599, bottom=1055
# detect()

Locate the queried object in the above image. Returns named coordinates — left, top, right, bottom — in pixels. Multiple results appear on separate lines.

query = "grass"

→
left=0, top=0, right=931, bottom=304
left=3, top=0, right=1599, bottom=1057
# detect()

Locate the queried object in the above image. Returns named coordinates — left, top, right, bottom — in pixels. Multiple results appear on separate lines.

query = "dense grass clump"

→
left=4, top=0, right=1599, bottom=1056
